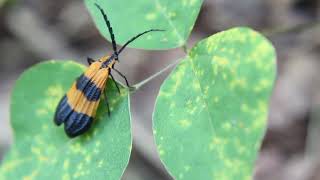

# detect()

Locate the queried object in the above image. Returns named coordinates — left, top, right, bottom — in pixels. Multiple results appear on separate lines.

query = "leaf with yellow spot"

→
left=0, top=61, right=132, bottom=179
left=84, top=0, right=203, bottom=49
left=153, top=27, right=276, bottom=179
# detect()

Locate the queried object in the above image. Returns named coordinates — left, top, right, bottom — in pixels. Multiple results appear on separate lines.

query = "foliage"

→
left=0, top=0, right=277, bottom=179
left=153, top=28, right=276, bottom=179
left=0, top=61, right=131, bottom=180
left=85, top=0, right=203, bottom=49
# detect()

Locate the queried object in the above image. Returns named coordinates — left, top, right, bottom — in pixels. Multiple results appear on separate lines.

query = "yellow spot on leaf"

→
left=73, top=172, right=80, bottom=179
left=189, top=0, right=197, bottom=6
left=186, top=99, right=192, bottom=106
left=241, top=103, right=249, bottom=112
left=230, top=77, right=247, bottom=89
left=36, top=109, right=47, bottom=116
left=253, top=79, right=271, bottom=92
left=161, top=37, right=168, bottom=42
left=179, top=173, right=184, bottom=179
left=222, top=122, right=232, bottom=130
left=168, top=12, right=177, bottom=18
left=35, top=136, right=45, bottom=145
left=63, top=61, right=85, bottom=70
left=170, top=102, right=176, bottom=109
left=46, top=85, right=64, bottom=97
left=157, top=144, right=165, bottom=156
left=31, top=143, right=48, bottom=162
left=258, top=100, right=267, bottom=112
left=2, top=158, right=32, bottom=172
left=23, top=170, right=39, bottom=180
left=63, top=159, right=70, bottom=170
left=94, top=149, right=100, bottom=154
left=184, top=165, right=191, bottom=172
left=62, top=173, right=70, bottom=180
left=159, top=91, right=172, bottom=98
left=145, top=13, right=157, bottom=20
left=209, top=137, right=227, bottom=151
left=70, top=143, right=82, bottom=154
left=85, top=155, right=92, bottom=163
left=252, top=110, right=267, bottom=129
left=42, top=124, right=48, bottom=130
left=204, top=86, right=209, bottom=95
left=146, top=35, right=152, bottom=40
left=189, top=106, right=197, bottom=115
left=85, top=134, right=92, bottom=141
left=222, top=73, right=227, bottom=80
left=213, top=56, right=229, bottom=67
left=77, top=163, right=83, bottom=171
left=196, top=96, right=201, bottom=103
left=95, top=141, right=101, bottom=147
left=228, top=48, right=235, bottom=54
left=98, top=160, right=104, bottom=168
left=178, top=119, right=191, bottom=128
left=159, top=149, right=165, bottom=156
left=235, top=139, right=247, bottom=155
left=192, top=82, right=201, bottom=91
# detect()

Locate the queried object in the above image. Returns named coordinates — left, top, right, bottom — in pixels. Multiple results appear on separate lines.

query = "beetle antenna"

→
left=117, top=29, right=165, bottom=55
left=95, top=3, right=119, bottom=61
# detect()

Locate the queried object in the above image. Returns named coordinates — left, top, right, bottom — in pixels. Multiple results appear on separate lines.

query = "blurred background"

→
left=0, top=0, right=320, bottom=179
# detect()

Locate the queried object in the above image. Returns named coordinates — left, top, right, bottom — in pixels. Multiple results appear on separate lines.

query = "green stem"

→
left=182, top=44, right=189, bottom=54
left=132, top=59, right=181, bottom=90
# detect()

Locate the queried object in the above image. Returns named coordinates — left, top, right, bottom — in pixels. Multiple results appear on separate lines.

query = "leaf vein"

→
left=189, top=56, right=216, bottom=137
left=153, top=0, right=184, bottom=45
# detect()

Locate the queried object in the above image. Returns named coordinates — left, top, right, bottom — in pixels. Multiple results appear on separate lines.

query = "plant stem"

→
left=133, top=59, right=181, bottom=90
left=182, top=44, right=189, bottom=54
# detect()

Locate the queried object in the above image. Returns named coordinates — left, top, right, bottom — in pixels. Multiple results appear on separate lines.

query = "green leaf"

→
left=153, top=27, right=276, bottom=179
left=84, top=0, right=203, bottom=49
left=0, top=61, right=132, bottom=180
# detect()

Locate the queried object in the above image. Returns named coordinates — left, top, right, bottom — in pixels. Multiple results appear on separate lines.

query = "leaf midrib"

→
left=189, top=55, right=216, bottom=138
left=153, top=0, right=184, bottom=45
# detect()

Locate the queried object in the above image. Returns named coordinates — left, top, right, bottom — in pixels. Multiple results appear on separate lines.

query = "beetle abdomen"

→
left=54, top=66, right=109, bottom=138
left=64, top=111, right=93, bottom=138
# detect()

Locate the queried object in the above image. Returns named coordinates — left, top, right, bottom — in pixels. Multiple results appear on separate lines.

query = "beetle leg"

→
left=103, top=90, right=111, bottom=117
left=112, top=68, right=131, bottom=88
left=87, top=57, right=95, bottom=65
left=110, top=72, right=121, bottom=94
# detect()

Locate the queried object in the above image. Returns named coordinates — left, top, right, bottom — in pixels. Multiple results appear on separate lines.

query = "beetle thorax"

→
left=99, top=54, right=117, bottom=68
